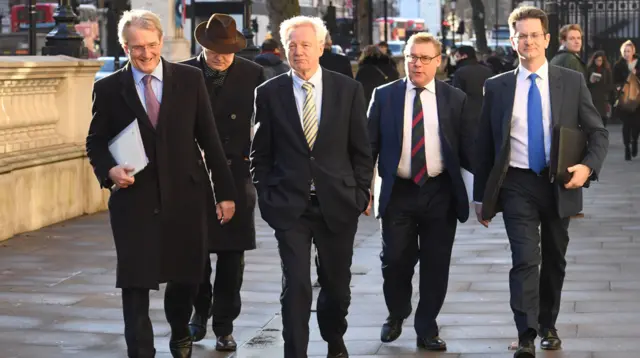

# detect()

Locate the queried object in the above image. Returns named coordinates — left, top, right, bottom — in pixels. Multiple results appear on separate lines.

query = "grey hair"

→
left=118, top=9, right=164, bottom=47
left=279, top=16, right=328, bottom=46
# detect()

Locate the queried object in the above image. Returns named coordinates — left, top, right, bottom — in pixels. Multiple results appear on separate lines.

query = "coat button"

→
left=230, top=114, right=236, bottom=119
left=197, top=159, right=203, bottom=166
left=223, top=137, right=230, bottom=144
left=153, top=208, right=160, bottom=215
left=227, top=159, right=232, bottom=165
left=310, top=156, right=315, bottom=161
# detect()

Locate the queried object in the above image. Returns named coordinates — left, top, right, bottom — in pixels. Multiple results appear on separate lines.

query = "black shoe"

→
left=416, top=336, right=447, bottom=351
left=633, top=141, right=638, bottom=157
left=169, top=336, right=192, bottom=358
left=514, top=339, right=535, bottom=358
left=380, top=317, right=403, bottom=342
left=215, top=335, right=237, bottom=352
left=540, top=328, right=562, bottom=350
left=626, top=146, right=632, bottom=161
left=327, top=340, right=348, bottom=358
left=188, top=312, right=208, bottom=342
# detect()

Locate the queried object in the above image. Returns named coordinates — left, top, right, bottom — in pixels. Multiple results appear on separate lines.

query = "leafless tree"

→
left=266, top=0, right=301, bottom=45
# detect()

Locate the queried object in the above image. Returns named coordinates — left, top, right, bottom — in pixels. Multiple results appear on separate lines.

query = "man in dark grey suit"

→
left=473, top=7, right=608, bottom=358
left=251, top=16, right=372, bottom=358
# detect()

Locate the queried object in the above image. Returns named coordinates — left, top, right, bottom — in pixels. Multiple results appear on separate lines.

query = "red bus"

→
left=10, top=3, right=58, bottom=33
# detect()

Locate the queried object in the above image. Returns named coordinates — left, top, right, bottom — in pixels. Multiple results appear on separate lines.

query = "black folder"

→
left=549, top=126, right=587, bottom=184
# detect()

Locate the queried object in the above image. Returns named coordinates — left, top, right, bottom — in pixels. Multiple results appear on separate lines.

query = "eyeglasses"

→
left=513, top=32, right=546, bottom=42
left=405, top=53, right=441, bottom=65
left=129, top=42, right=160, bottom=53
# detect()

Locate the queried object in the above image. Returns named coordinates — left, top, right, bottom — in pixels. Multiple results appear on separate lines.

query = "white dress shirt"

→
left=291, top=68, right=323, bottom=126
left=131, top=61, right=164, bottom=113
left=509, top=61, right=552, bottom=169
left=397, top=79, right=444, bottom=178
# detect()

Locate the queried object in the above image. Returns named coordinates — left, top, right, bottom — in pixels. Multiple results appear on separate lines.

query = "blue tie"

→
left=527, top=73, right=546, bottom=174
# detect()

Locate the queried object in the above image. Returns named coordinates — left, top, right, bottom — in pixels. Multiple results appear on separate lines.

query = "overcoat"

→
left=181, top=54, right=266, bottom=251
left=86, top=59, right=236, bottom=289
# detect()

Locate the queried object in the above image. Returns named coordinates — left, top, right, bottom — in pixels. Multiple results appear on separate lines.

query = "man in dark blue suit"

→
left=368, top=32, right=475, bottom=351
left=474, top=7, right=608, bottom=358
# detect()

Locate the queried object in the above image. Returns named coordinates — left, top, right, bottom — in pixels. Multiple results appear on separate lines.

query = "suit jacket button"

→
left=227, top=159, right=232, bottom=165
left=153, top=208, right=160, bottom=215
left=310, top=156, right=315, bottom=161
left=230, top=114, right=236, bottom=119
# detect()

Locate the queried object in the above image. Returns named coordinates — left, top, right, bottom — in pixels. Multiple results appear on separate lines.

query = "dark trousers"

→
left=192, top=252, right=245, bottom=337
left=380, top=175, right=457, bottom=338
left=275, top=198, right=357, bottom=358
left=620, top=110, right=640, bottom=146
left=122, top=283, right=197, bottom=358
left=499, top=168, right=570, bottom=339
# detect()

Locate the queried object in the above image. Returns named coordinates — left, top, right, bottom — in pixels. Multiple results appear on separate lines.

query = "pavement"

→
left=1, top=125, right=640, bottom=358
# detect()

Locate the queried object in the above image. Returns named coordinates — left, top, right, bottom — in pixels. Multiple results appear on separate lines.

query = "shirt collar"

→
left=131, top=59, right=163, bottom=85
left=406, top=77, right=436, bottom=94
left=518, top=60, right=548, bottom=81
left=292, top=67, right=323, bottom=90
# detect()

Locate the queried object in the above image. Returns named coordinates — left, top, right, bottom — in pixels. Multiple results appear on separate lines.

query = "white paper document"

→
left=108, top=119, right=148, bottom=176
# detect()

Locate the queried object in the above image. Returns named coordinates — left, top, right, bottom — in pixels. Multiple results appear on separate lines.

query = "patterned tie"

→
left=143, top=75, right=160, bottom=128
left=527, top=73, right=546, bottom=174
left=301, top=82, right=318, bottom=148
left=411, top=87, right=428, bottom=186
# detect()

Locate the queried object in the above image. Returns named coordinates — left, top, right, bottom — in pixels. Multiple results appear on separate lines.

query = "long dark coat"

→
left=586, top=65, right=614, bottom=117
left=181, top=54, right=266, bottom=252
left=86, top=59, right=236, bottom=289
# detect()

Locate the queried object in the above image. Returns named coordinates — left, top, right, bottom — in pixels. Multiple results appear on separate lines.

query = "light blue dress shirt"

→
left=291, top=68, right=323, bottom=126
left=131, top=61, right=164, bottom=113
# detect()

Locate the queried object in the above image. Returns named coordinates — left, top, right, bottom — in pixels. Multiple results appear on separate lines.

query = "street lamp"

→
left=544, top=0, right=559, bottom=58
left=41, top=0, right=88, bottom=58
left=236, top=0, right=260, bottom=60
left=450, top=0, right=456, bottom=46
left=28, top=0, right=36, bottom=55
left=350, top=0, right=360, bottom=58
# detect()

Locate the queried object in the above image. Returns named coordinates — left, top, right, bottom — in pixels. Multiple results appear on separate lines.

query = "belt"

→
left=309, top=191, right=319, bottom=205
left=509, top=166, right=550, bottom=177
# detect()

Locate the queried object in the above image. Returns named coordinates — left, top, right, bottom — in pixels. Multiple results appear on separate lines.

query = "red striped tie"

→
left=411, top=87, right=427, bottom=186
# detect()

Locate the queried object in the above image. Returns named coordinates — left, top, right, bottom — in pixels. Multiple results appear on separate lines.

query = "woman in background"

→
left=586, top=51, right=614, bottom=127
left=613, top=40, right=640, bottom=160
left=355, top=45, right=399, bottom=105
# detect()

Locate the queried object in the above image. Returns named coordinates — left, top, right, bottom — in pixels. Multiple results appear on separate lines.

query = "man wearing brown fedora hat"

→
left=181, top=13, right=266, bottom=352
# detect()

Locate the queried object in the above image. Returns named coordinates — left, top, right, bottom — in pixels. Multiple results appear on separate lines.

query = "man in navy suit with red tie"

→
left=367, top=32, right=475, bottom=350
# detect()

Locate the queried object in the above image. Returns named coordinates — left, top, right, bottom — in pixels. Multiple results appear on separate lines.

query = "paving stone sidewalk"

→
left=1, top=125, right=640, bottom=358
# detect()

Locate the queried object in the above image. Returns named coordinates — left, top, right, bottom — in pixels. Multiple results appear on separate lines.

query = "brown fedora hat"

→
left=194, top=13, right=247, bottom=54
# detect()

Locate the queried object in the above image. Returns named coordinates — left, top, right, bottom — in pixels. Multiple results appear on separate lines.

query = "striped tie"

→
left=411, top=87, right=427, bottom=186
left=301, top=82, right=318, bottom=148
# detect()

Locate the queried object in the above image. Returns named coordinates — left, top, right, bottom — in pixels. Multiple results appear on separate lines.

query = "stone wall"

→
left=0, top=56, right=107, bottom=241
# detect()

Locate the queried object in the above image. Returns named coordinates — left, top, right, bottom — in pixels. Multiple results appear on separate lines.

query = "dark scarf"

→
left=201, top=56, right=230, bottom=87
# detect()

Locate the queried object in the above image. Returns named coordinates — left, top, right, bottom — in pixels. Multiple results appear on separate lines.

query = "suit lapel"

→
left=501, top=70, right=517, bottom=140
left=278, top=73, right=308, bottom=150
left=392, top=79, right=407, bottom=145
left=156, top=59, right=177, bottom=131
left=120, top=63, right=154, bottom=132
left=194, top=53, right=218, bottom=106
left=213, top=57, right=241, bottom=111
left=435, top=81, right=453, bottom=149
left=314, top=70, right=335, bottom=152
left=548, top=65, right=563, bottom=128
